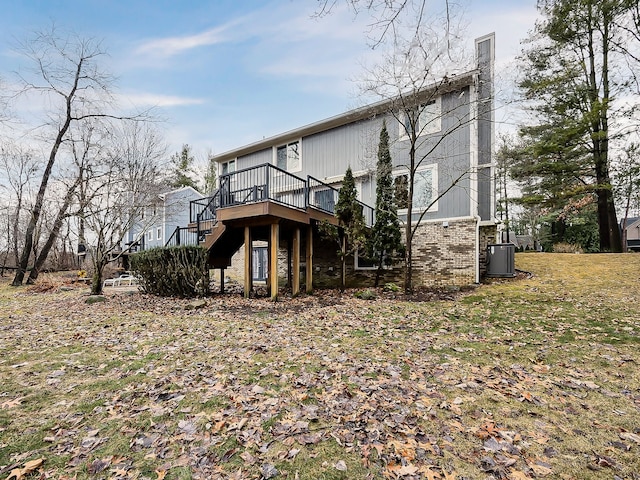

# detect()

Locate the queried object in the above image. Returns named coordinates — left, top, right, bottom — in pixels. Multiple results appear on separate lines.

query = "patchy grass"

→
left=0, top=253, right=639, bottom=479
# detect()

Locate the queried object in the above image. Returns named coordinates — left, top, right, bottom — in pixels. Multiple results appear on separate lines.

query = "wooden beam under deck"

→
left=292, top=227, right=300, bottom=296
left=270, top=223, right=279, bottom=301
left=218, top=201, right=310, bottom=225
left=244, top=226, right=252, bottom=299
left=306, top=226, right=313, bottom=294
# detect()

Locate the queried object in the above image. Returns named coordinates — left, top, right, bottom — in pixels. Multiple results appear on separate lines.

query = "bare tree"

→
left=82, top=121, right=165, bottom=295
left=9, top=26, right=149, bottom=286
left=0, top=144, right=40, bottom=267
left=315, top=0, right=458, bottom=49
left=25, top=120, right=104, bottom=283
left=358, top=17, right=487, bottom=293
left=495, top=134, right=516, bottom=243
left=615, top=143, right=640, bottom=252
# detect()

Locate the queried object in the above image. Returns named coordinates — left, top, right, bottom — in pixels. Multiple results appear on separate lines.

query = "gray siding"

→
left=391, top=88, right=472, bottom=220
left=301, top=116, right=384, bottom=179
left=163, top=188, right=203, bottom=240
left=237, top=148, right=272, bottom=170
left=477, top=166, right=492, bottom=221
left=226, top=82, right=484, bottom=223
left=476, top=34, right=495, bottom=221
left=477, top=37, right=493, bottom=167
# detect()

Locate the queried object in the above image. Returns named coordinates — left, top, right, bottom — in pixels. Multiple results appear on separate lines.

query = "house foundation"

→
left=225, top=218, right=498, bottom=291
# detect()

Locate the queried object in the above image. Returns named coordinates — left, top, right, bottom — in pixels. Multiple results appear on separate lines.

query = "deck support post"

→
left=270, top=223, right=279, bottom=301
left=306, top=226, right=313, bottom=294
left=292, top=227, right=300, bottom=296
left=244, top=226, right=252, bottom=298
left=220, top=268, right=225, bottom=294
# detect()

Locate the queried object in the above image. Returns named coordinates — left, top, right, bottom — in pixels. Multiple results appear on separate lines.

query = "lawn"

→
left=1, top=253, right=639, bottom=479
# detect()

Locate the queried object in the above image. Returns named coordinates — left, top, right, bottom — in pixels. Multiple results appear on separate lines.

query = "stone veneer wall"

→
left=409, top=218, right=476, bottom=286
left=220, top=219, right=498, bottom=290
left=479, top=224, right=499, bottom=278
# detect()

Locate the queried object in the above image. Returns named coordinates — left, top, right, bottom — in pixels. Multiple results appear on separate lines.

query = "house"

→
left=123, top=186, right=204, bottom=252
left=189, top=34, right=497, bottom=297
left=621, top=217, right=640, bottom=252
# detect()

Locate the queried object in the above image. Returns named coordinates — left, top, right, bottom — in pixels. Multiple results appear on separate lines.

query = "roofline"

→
left=624, top=217, right=640, bottom=229
left=158, top=185, right=203, bottom=200
left=212, top=69, right=477, bottom=163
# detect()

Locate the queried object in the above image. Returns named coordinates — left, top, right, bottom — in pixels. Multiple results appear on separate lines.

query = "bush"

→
left=354, top=289, right=377, bottom=300
left=383, top=282, right=401, bottom=292
left=553, top=242, right=584, bottom=254
left=130, top=246, right=209, bottom=297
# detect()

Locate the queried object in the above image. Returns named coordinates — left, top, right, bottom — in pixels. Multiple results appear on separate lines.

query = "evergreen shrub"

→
left=131, top=246, right=209, bottom=297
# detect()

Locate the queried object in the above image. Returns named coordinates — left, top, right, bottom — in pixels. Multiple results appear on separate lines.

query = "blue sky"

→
left=0, top=0, right=539, bottom=162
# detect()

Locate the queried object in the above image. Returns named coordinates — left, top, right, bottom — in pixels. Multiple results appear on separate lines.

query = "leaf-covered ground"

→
left=1, top=253, right=639, bottom=480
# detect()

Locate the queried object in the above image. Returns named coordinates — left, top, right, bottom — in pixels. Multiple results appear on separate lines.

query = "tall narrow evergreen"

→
left=370, top=121, right=403, bottom=286
left=334, top=166, right=366, bottom=291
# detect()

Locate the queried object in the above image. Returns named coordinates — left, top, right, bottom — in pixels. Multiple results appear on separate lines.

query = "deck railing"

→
left=165, top=226, right=200, bottom=247
left=307, top=176, right=338, bottom=215
left=219, top=164, right=306, bottom=211
left=306, top=175, right=374, bottom=227
left=186, top=163, right=375, bottom=244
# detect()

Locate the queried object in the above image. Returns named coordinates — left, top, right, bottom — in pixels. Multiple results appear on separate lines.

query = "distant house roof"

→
left=158, top=185, right=203, bottom=200
left=622, top=217, right=640, bottom=229
left=211, top=70, right=477, bottom=164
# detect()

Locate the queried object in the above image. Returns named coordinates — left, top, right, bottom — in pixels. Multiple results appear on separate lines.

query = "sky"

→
left=0, top=0, right=540, bottom=164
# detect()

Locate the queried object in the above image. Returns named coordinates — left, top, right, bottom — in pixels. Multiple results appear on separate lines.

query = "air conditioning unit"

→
left=486, top=243, right=516, bottom=278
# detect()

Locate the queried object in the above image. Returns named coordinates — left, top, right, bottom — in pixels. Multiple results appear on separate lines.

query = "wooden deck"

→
left=180, top=163, right=374, bottom=300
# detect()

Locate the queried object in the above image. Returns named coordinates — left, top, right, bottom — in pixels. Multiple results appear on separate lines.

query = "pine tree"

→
left=515, top=0, right=640, bottom=252
left=370, top=121, right=403, bottom=286
left=167, top=144, right=200, bottom=191
left=203, top=151, right=217, bottom=194
left=333, top=166, right=366, bottom=291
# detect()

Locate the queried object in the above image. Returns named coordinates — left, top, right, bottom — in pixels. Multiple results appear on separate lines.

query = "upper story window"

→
left=156, top=227, right=162, bottom=240
left=275, top=141, right=301, bottom=172
left=221, top=159, right=236, bottom=176
left=394, top=164, right=438, bottom=214
left=399, top=97, right=441, bottom=139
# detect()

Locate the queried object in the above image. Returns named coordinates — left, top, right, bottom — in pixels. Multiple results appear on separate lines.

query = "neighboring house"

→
left=621, top=217, right=640, bottom=252
left=500, top=232, right=538, bottom=251
left=195, top=34, right=497, bottom=295
left=124, top=186, right=204, bottom=252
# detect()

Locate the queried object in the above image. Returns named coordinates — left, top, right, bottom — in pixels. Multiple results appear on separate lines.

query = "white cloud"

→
left=134, top=21, right=238, bottom=58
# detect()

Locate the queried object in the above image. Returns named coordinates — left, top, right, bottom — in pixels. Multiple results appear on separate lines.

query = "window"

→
left=156, top=227, right=162, bottom=240
left=146, top=230, right=152, bottom=241
left=354, top=249, right=377, bottom=270
left=221, top=159, right=236, bottom=176
left=152, top=205, right=157, bottom=216
left=394, top=165, right=438, bottom=213
left=252, top=247, right=268, bottom=282
left=141, top=208, right=145, bottom=220
left=275, top=141, right=301, bottom=172
left=399, top=97, right=441, bottom=138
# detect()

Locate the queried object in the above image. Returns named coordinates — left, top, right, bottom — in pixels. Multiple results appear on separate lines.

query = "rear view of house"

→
left=195, top=34, right=497, bottom=295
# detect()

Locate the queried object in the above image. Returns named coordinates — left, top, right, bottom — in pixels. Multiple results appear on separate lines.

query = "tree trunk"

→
left=91, top=249, right=106, bottom=295
left=12, top=55, right=82, bottom=286
left=374, top=251, right=384, bottom=287
left=594, top=159, right=622, bottom=252
left=26, top=182, right=78, bottom=283
left=404, top=132, right=416, bottom=296
left=340, top=235, right=346, bottom=292
left=12, top=122, right=72, bottom=286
